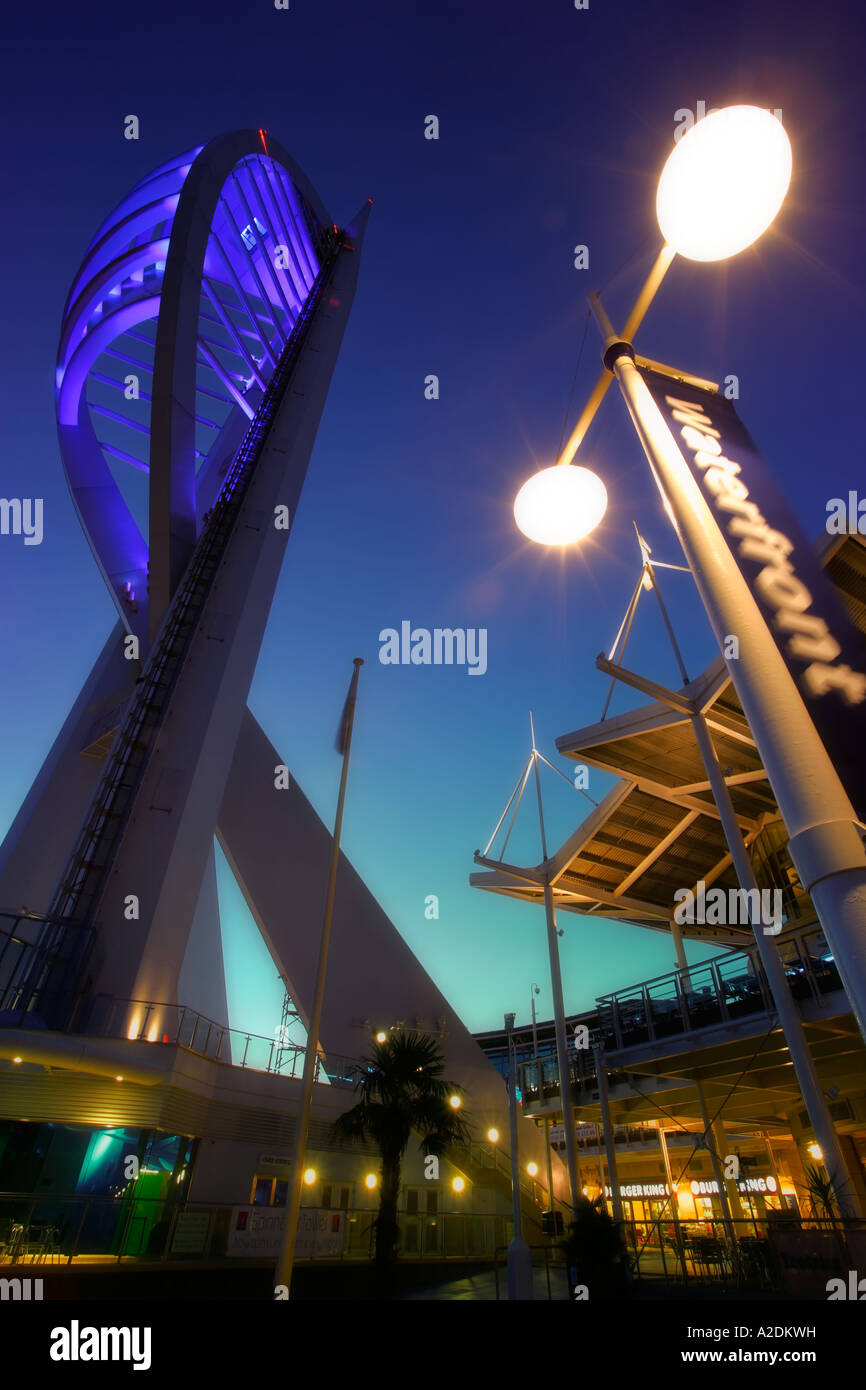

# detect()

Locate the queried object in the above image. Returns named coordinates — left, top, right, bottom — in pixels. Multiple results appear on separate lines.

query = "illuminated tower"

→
left=0, top=129, right=370, bottom=1035
left=0, top=134, right=535, bottom=1153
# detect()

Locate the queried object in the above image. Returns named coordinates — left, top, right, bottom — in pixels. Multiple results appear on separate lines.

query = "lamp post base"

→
left=507, top=1236, right=534, bottom=1300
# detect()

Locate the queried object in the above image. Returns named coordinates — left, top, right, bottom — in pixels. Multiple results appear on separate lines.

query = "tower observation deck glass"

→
left=55, top=130, right=330, bottom=641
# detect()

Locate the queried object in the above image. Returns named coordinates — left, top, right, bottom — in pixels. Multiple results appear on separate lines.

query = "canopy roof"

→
left=471, top=533, right=866, bottom=946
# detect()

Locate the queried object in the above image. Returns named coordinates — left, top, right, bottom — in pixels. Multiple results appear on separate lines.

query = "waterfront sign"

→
left=639, top=366, right=866, bottom=815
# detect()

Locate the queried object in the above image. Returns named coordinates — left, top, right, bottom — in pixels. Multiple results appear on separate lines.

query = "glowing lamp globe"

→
left=514, top=465, right=607, bottom=546
left=656, top=105, right=792, bottom=262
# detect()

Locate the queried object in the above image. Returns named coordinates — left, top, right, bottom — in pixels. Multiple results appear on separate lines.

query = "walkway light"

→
left=527, top=1161, right=538, bottom=1177
left=365, top=1173, right=378, bottom=1190
left=303, top=1168, right=316, bottom=1185
left=452, top=1176, right=465, bottom=1193
left=487, top=1127, right=499, bottom=1143
left=514, top=464, right=607, bottom=546
left=656, top=105, right=792, bottom=262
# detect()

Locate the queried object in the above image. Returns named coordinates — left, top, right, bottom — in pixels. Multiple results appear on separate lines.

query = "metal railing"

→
left=618, top=1213, right=865, bottom=1292
left=67, top=993, right=363, bottom=1086
left=6, top=1192, right=856, bottom=1294
left=0, top=911, right=93, bottom=1020
left=517, top=921, right=845, bottom=1106
left=0, top=1192, right=548, bottom=1267
left=596, top=920, right=843, bottom=1053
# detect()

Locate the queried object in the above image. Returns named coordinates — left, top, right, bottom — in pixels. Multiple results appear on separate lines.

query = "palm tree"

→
left=333, top=1031, right=471, bottom=1297
left=562, top=1194, right=630, bottom=1300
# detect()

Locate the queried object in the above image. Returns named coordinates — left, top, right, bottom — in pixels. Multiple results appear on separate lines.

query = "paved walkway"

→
left=402, top=1265, right=571, bottom=1300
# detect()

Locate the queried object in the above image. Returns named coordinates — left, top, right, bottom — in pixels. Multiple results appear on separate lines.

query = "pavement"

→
left=401, top=1264, right=571, bottom=1300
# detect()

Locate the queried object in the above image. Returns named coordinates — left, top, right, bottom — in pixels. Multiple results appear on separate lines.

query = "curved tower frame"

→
left=56, top=130, right=332, bottom=648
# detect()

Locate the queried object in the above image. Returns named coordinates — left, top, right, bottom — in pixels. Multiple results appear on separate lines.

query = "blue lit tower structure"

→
left=0, top=130, right=369, bottom=1034
left=0, top=134, right=536, bottom=1162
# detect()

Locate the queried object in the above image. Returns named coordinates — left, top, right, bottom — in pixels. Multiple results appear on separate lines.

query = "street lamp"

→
left=514, top=464, right=607, bottom=545
left=656, top=105, right=791, bottom=261
left=529, top=983, right=558, bottom=1215
left=512, top=104, right=866, bottom=1213
left=504, top=1011, right=534, bottom=1299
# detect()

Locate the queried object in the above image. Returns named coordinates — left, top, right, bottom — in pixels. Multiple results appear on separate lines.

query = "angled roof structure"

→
left=471, top=533, right=866, bottom=947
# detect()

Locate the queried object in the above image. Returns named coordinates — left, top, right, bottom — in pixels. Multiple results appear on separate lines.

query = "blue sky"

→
left=1, top=0, right=864, bottom=1036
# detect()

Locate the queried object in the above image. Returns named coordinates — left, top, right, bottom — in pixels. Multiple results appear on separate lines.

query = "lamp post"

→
left=504, top=1011, right=534, bottom=1299
left=528, top=713, right=583, bottom=1217
left=513, top=105, right=866, bottom=1056
left=513, top=107, right=866, bottom=1220
left=531, top=984, right=558, bottom=1214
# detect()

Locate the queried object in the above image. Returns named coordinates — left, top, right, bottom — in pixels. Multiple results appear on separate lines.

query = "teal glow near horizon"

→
left=214, top=839, right=309, bottom=1051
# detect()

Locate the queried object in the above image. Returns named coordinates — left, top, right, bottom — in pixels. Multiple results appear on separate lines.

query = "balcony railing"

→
left=62, top=993, right=363, bottom=1088
left=517, top=920, right=845, bottom=1106
left=596, top=920, right=842, bottom=1053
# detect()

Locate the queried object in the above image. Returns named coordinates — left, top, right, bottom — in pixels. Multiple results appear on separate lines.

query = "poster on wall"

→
left=226, top=1207, right=346, bottom=1258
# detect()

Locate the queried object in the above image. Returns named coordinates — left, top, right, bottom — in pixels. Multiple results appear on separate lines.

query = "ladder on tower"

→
left=13, top=237, right=343, bottom=1021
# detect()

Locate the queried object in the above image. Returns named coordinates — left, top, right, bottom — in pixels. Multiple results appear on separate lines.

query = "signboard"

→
left=638, top=366, right=866, bottom=816
left=170, top=1211, right=211, bottom=1255
left=226, top=1207, right=345, bottom=1259
left=605, top=1182, right=671, bottom=1200
left=690, top=1174, right=778, bottom=1196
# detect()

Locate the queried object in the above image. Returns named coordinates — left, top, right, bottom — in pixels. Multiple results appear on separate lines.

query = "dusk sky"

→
left=1, top=0, right=864, bottom=1039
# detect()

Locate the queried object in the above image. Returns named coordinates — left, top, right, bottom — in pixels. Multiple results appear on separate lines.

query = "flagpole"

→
left=274, top=657, right=364, bottom=1296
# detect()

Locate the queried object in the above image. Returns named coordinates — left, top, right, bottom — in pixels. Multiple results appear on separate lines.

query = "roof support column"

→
left=656, top=1121, right=689, bottom=1281
left=691, top=713, right=862, bottom=1217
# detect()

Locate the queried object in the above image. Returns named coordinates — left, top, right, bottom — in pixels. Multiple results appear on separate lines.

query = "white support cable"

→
left=482, top=754, right=535, bottom=858
left=500, top=758, right=535, bottom=861
left=607, top=574, right=645, bottom=664
left=535, top=751, right=598, bottom=807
